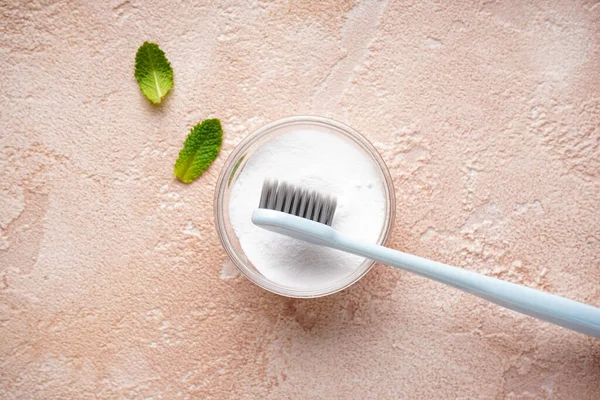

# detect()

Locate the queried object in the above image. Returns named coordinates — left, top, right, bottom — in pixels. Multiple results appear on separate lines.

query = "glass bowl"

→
left=214, top=116, right=395, bottom=298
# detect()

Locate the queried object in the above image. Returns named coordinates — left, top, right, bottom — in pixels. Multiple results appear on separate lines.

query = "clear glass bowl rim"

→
left=214, top=115, right=396, bottom=298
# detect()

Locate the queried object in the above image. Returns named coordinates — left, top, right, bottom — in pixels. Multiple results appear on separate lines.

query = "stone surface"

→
left=1, top=0, right=599, bottom=398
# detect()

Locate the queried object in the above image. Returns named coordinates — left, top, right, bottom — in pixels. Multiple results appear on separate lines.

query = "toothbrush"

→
left=251, top=180, right=600, bottom=338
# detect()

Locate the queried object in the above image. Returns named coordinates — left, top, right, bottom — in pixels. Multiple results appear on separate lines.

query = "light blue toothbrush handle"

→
left=334, top=234, right=600, bottom=338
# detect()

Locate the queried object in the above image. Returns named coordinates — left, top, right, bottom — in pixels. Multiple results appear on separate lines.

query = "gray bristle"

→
left=258, top=180, right=337, bottom=226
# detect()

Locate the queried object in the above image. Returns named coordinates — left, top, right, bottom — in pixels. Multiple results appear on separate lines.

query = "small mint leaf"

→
left=134, top=42, right=173, bottom=104
left=174, top=119, right=223, bottom=183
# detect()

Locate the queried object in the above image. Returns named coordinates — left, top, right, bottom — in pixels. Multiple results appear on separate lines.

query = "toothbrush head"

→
left=258, top=180, right=337, bottom=226
left=252, top=180, right=338, bottom=246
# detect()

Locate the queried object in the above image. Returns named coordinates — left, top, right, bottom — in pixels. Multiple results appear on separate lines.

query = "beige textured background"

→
left=1, top=0, right=600, bottom=398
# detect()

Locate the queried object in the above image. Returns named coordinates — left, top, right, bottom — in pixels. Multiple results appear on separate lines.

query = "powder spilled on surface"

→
left=228, top=129, right=386, bottom=291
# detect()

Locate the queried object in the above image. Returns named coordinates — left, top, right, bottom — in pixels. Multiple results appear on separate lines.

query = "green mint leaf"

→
left=134, top=42, right=173, bottom=104
left=174, top=119, right=223, bottom=183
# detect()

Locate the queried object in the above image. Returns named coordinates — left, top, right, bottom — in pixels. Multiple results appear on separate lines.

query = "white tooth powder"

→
left=229, top=128, right=387, bottom=291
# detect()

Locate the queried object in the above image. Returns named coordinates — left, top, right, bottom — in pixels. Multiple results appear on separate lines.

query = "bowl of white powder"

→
left=215, top=116, right=395, bottom=298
